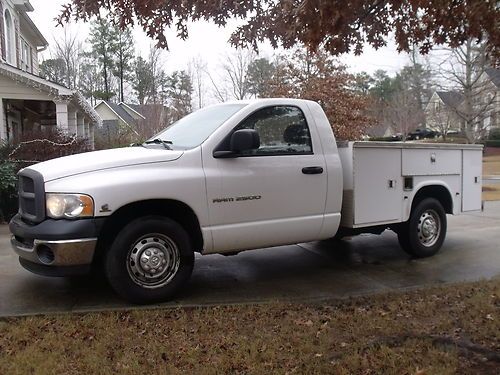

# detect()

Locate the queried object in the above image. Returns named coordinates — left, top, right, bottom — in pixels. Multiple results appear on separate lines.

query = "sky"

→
left=29, top=0, right=410, bottom=77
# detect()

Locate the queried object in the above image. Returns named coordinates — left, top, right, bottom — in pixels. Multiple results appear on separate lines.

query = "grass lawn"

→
left=483, top=154, right=500, bottom=177
left=483, top=154, right=500, bottom=201
left=0, top=278, right=498, bottom=374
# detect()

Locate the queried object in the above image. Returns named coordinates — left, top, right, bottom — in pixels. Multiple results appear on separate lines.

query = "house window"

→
left=4, top=9, right=14, bottom=64
left=21, top=39, right=31, bottom=71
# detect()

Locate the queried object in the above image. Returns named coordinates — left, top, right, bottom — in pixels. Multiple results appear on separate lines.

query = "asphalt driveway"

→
left=1, top=201, right=499, bottom=317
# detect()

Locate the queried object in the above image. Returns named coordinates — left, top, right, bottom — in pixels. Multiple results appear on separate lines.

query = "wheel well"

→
left=411, top=185, right=453, bottom=214
left=94, top=199, right=203, bottom=262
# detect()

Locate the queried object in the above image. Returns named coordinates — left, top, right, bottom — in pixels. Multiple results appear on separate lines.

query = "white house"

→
left=94, top=101, right=172, bottom=146
left=425, top=68, right=500, bottom=138
left=0, top=0, right=100, bottom=148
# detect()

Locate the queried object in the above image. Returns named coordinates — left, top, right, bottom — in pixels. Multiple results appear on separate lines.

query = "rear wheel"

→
left=104, top=216, right=194, bottom=304
left=397, top=198, right=447, bottom=258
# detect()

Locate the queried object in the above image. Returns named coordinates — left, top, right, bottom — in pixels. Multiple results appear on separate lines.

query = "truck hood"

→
left=26, top=147, right=184, bottom=182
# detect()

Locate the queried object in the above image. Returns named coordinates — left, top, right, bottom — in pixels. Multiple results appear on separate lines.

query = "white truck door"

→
left=203, top=105, right=328, bottom=253
left=462, top=149, right=482, bottom=211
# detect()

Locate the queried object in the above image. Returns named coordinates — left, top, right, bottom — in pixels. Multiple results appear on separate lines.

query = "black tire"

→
left=104, top=216, right=194, bottom=304
left=397, top=198, right=447, bottom=258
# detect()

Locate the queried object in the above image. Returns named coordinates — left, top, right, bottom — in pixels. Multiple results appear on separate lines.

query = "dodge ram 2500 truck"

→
left=9, top=99, right=483, bottom=303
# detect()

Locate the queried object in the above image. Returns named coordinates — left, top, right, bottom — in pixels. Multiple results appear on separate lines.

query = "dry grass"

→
left=483, top=155, right=500, bottom=177
left=0, top=279, right=498, bottom=374
left=483, top=185, right=500, bottom=201
left=483, top=154, right=500, bottom=200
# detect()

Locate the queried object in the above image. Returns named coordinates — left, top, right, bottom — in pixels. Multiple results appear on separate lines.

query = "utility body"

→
left=9, top=99, right=483, bottom=303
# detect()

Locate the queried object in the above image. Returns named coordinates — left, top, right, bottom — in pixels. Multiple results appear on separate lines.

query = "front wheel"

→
left=104, top=216, right=194, bottom=304
left=397, top=198, right=447, bottom=258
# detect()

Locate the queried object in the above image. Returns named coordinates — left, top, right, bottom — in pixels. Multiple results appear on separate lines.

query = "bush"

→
left=0, top=129, right=91, bottom=222
left=484, top=140, right=500, bottom=148
left=0, top=160, right=18, bottom=222
left=488, top=128, right=500, bottom=140
left=369, top=136, right=402, bottom=142
left=9, top=128, right=91, bottom=164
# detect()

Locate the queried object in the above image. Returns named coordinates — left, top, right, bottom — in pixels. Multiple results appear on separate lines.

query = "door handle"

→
left=302, top=166, right=323, bottom=175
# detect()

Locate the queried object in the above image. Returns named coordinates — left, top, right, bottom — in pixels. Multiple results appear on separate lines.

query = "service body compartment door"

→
left=462, top=149, right=482, bottom=211
left=353, top=147, right=402, bottom=225
left=402, top=149, right=461, bottom=176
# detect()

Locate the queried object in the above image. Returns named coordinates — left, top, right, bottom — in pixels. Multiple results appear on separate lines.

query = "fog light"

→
left=37, top=245, right=55, bottom=264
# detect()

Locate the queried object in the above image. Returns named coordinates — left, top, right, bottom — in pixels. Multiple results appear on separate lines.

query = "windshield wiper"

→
left=144, top=139, right=173, bottom=150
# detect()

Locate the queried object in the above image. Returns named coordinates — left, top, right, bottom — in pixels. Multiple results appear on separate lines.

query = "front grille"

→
left=18, top=169, right=45, bottom=224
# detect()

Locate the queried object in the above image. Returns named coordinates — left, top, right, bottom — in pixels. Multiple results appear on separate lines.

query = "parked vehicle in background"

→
left=9, top=99, right=483, bottom=303
left=407, top=128, right=441, bottom=140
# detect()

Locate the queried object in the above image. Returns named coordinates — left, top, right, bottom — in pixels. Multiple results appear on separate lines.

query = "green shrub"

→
left=488, top=128, right=500, bottom=140
left=0, top=161, right=18, bottom=222
left=368, top=136, right=401, bottom=142
left=484, top=140, right=500, bottom=148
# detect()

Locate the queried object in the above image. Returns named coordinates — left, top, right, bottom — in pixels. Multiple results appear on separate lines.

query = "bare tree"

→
left=189, top=56, right=207, bottom=109
left=224, top=48, right=256, bottom=100
left=387, top=89, right=423, bottom=141
left=206, top=69, right=229, bottom=103
left=426, top=101, right=455, bottom=141
left=208, top=48, right=256, bottom=102
left=51, top=28, right=83, bottom=89
left=147, top=45, right=166, bottom=104
left=438, top=40, right=498, bottom=143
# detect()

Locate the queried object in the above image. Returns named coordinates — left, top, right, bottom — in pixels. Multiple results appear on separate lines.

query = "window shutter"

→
left=30, top=46, right=34, bottom=73
left=0, top=3, right=5, bottom=60
left=14, top=18, right=19, bottom=67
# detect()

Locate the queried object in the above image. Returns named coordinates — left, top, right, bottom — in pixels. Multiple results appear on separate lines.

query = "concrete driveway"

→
left=1, top=201, right=499, bottom=317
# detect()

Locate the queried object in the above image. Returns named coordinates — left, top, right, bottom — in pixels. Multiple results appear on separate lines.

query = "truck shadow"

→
left=2, top=229, right=492, bottom=316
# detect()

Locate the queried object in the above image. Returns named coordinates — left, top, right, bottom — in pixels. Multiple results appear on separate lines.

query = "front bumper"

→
left=10, top=236, right=97, bottom=266
left=9, top=214, right=106, bottom=275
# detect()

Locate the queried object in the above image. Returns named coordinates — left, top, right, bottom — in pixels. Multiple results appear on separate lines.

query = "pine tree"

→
left=113, top=27, right=135, bottom=102
left=88, top=19, right=118, bottom=101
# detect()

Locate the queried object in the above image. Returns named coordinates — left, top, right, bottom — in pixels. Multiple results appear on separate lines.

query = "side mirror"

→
left=213, top=129, right=260, bottom=158
left=230, top=129, right=260, bottom=152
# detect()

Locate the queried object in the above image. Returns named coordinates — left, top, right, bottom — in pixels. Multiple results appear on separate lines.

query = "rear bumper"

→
left=9, top=214, right=106, bottom=275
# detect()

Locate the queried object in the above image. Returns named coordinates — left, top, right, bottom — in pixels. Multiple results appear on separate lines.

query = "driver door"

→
left=202, top=105, right=328, bottom=253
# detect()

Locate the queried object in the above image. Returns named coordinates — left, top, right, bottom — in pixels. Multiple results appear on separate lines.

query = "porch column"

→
left=77, top=113, right=85, bottom=137
left=89, top=123, right=95, bottom=150
left=54, top=101, right=69, bottom=133
left=0, top=99, right=6, bottom=141
left=68, top=109, right=78, bottom=135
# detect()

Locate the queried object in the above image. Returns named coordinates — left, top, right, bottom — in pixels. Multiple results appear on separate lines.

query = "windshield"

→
left=149, top=104, right=247, bottom=149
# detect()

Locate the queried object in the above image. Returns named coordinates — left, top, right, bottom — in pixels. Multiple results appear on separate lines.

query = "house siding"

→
left=1, top=0, right=43, bottom=75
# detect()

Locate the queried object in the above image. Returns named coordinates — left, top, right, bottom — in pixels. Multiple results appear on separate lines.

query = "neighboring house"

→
left=425, top=91, right=465, bottom=134
left=480, top=68, right=500, bottom=130
left=425, top=68, right=500, bottom=137
left=0, top=0, right=100, bottom=148
left=94, top=101, right=171, bottom=143
left=366, top=122, right=394, bottom=138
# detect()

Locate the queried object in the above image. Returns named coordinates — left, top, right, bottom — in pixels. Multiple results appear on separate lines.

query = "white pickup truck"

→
left=10, top=99, right=483, bottom=303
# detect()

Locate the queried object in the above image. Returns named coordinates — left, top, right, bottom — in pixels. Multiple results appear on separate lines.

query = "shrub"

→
left=0, top=129, right=91, bottom=222
left=484, top=140, right=500, bottom=148
left=369, top=136, right=401, bottom=142
left=488, top=128, right=500, bottom=140
left=9, top=128, right=91, bottom=164
left=0, top=160, right=18, bottom=222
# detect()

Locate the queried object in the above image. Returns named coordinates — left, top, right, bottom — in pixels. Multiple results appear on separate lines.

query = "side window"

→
left=236, top=106, right=313, bottom=155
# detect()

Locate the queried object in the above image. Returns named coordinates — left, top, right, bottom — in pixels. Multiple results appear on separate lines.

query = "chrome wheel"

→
left=417, top=209, right=441, bottom=247
left=126, top=234, right=180, bottom=289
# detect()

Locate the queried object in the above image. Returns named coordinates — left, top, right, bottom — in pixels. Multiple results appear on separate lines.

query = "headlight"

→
left=46, top=193, right=94, bottom=219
